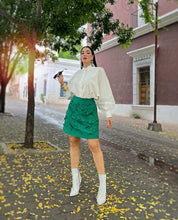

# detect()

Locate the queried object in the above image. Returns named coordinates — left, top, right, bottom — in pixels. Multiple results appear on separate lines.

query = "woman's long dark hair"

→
left=80, top=46, right=97, bottom=69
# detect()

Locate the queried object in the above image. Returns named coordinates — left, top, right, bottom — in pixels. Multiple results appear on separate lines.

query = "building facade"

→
left=91, top=0, right=178, bottom=124
left=16, top=58, right=80, bottom=104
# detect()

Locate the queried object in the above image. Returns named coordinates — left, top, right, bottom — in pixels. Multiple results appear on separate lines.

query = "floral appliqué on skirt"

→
left=63, top=96, right=99, bottom=139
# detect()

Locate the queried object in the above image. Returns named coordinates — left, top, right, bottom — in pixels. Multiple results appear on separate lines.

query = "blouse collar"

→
left=82, top=65, right=93, bottom=71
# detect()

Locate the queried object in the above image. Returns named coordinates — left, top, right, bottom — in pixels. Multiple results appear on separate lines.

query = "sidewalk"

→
left=0, top=97, right=178, bottom=219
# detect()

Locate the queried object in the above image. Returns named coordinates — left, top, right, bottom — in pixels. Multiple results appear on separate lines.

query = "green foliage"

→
left=129, top=0, right=165, bottom=29
left=88, top=6, right=134, bottom=50
left=116, top=24, right=133, bottom=49
left=138, top=0, right=155, bottom=26
left=40, top=93, right=45, bottom=104
left=132, top=113, right=141, bottom=119
left=58, top=45, right=82, bottom=60
left=13, top=57, right=28, bottom=76
left=129, top=0, right=176, bottom=36
left=0, top=0, right=176, bottom=54
left=58, top=50, right=79, bottom=60
left=0, top=0, right=134, bottom=53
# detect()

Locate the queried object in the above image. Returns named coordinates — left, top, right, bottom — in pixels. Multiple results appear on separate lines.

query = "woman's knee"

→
left=87, top=139, right=101, bottom=154
left=69, top=135, right=80, bottom=147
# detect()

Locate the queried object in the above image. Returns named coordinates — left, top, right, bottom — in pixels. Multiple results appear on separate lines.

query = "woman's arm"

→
left=95, top=68, right=115, bottom=119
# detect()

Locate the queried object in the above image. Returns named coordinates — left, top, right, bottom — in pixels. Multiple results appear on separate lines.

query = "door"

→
left=139, top=66, right=150, bottom=105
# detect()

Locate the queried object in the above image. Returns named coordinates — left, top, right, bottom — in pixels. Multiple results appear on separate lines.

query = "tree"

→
left=0, top=15, right=25, bottom=113
left=0, top=0, right=134, bottom=148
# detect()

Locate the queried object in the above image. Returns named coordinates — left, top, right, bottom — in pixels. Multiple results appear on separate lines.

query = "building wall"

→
left=96, top=45, right=133, bottom=104
left=96, top=22, right=178, bottom=105
left=156, top=23, right=178, bottom=105
left=94, top=2, right=178, bottom=124
left=19, top=59, right=80, bottom=104
left=95, top=31, right=155, bottom=104
left=45, top=60, right=80, bottom=104
left=88, top=0, right=178, bottom=42
left=87, top=0, right=137, bottom=43
left=158, top=0, right=178, bottom=17
left=103, top=0, right=137, bottom=42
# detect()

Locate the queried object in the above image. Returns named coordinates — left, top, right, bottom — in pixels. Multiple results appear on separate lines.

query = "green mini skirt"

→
left=63, top=96, right=99, bottom=139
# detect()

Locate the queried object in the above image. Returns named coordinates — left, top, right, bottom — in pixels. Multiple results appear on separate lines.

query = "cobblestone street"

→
left=0, top=96, right=177, bottom=219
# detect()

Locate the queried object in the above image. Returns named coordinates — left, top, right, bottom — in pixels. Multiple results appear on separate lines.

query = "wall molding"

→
left=127, top=44, right=157, bottom=58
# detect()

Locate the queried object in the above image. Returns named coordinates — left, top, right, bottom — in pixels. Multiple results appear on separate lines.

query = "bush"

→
left=40, top=93, right=45, bottom=103
left=132, top=113, right=141, bottom=119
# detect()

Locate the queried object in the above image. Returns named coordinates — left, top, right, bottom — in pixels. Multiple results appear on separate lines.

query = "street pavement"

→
left=0, top=96, right=178, bottom=220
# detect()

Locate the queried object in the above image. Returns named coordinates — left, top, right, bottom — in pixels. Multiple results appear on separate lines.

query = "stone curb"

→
left=0, top=141, right=63, bottom=156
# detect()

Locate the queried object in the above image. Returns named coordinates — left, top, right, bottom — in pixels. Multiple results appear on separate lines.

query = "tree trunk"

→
left=0, top=82, right=6, bottom=113
left=24, top=47, right=35, bottom=148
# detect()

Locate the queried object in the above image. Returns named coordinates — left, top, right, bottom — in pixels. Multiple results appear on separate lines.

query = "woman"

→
left=58, top=46, right=115, bottom=205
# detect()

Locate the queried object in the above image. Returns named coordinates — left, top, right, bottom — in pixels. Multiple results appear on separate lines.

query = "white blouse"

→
left=65, top=65, right=115, bottom=118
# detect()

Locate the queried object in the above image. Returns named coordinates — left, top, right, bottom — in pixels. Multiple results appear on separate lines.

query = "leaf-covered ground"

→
left=0, top=97, right=178, bottom=219
left=6, top=142, right=58, bottom=154
left=0, top=147, right=177, bottom=219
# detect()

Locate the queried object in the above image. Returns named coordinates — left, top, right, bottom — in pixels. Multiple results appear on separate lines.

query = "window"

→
left=139, top=67, right=150, bottom=105
left=148, top=0, right=154, bottom=13
left=60, top=81, right=68, bottom=97
left=137, top=0, right=155, bottom=27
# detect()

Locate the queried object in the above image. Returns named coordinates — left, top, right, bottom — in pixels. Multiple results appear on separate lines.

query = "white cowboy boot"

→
left=97, top=174, right=106, bottom=205
left=70, top=168, right=81, bottom=197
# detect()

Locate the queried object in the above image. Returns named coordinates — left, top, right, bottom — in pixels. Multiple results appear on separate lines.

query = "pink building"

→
left=89, top=0, right=178, bottom=124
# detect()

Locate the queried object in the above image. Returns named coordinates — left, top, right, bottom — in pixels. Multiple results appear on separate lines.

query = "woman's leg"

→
left=69, top=135, right=81, bottom=196
left=87, top=138, right=106, bottom=205
left=69, top=135, right=81, bottom=168
left=87, top=139, right=105, bottom=174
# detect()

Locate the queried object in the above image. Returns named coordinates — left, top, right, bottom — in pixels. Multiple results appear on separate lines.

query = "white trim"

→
left=113, top=104, right=178, bottom=124
left=96, top=9, right=178, bottom=54
left=127, top=44, right=157, bottom=58
left=95, top=37, right=118, bottom=53
left=127, top=44, right=156, bottom=106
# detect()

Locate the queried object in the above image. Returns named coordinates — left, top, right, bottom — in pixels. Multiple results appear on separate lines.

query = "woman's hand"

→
left=57, top=74, right=64, bottom=85
left=107, top=117, right=113, bottom=128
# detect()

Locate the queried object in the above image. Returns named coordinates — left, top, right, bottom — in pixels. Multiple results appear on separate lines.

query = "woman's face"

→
left=81, top=47, right=94, bottom=67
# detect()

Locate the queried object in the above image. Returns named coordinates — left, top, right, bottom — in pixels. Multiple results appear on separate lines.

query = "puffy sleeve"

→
left=65, top=70, right=79, bottom=100
left=95, top=68, right=115, bottom=118
left=65, top=80, right=74, bottom=100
